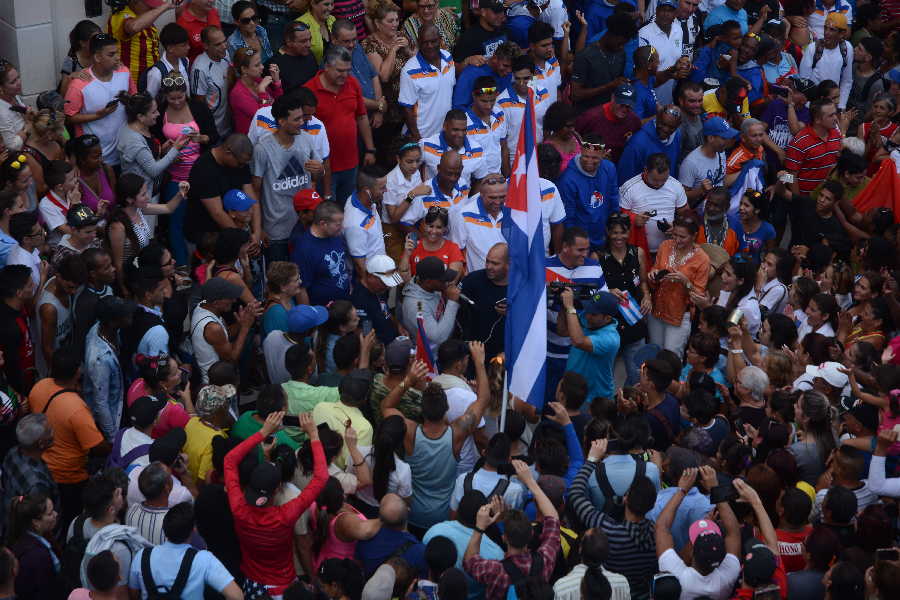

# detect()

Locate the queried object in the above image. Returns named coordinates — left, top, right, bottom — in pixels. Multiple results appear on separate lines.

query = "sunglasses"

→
left=663, top=107, right=682, bottom=118
left=482, top=176, right=506, bottom=186
left=162, top=74, right=186, bottom=88
left=289, top=22, right=310, bottom=32
left=8, top=155, right=27, bottom=170
left=608, top=212, right=631, bottom=226
left=426, top=206, right=449, bottom=216
left=239, top=15, right=260, bottom=24
left=93, top=33, right=115, bottom=42
left=581, top=142, right=605, bottom=152
left=474, top=86, right=497, bottom=96
left=240, top=48, right=256, bottom=57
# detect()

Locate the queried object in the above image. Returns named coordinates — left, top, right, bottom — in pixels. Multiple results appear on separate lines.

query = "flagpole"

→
left=499, top=369, right=509, bottom=432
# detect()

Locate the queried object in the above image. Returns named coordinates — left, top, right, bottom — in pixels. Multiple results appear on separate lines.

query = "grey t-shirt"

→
left=678, top=146, right=725, bottom=190
left=190, top=53, right=231, bottom=137
left=66, top=518, right=133, bottom=587
left=251, top=132, right=318, bottom=240
left=679, top=115, right=705, bottom=161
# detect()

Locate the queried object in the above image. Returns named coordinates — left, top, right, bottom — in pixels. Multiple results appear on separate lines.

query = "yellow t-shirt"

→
left=312, top=401, right=373, bottom=469
left=702, top=89, right=750, bottom=120
left=108, top=7, right=159, bottom=83
left=184, top=417, right=226, bottom=482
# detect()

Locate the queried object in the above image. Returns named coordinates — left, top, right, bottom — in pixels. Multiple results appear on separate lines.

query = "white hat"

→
left=805, top=361, right=849, bottom=389
left=366, top=254, right=403, bottom=287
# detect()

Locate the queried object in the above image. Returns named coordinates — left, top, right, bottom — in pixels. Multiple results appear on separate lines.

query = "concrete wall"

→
left=0, top=0, right=173, bottom=101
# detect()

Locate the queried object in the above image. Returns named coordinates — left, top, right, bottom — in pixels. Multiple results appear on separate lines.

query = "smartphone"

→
left=876, top=548, right=899, bottom=562
left=710, top=482, right=737, bottom=504
left=721, top=54, right=732, bottom=61
left=361, top=319, right=373, bottom=336
left=779, top=172, right=795, bottom=184
left=654, top=269, right=670, bottom=281
left=105, top=98, right=120, bottom=109
left=407, top=232, right=418, bottom=245
left=772, top=86, right=789, bottom=98
left=646, top=209, right=658, bottom=217
left=8, top=105, right=27, bottom=114
left=753, top=584, right=780, bottom=600
left=283, top=415, right=301, bottom=427
left=177, top=367, right=190, bottom=392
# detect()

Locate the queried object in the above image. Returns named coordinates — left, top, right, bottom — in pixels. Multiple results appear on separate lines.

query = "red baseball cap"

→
left=293, top=189, right=322, bottom=212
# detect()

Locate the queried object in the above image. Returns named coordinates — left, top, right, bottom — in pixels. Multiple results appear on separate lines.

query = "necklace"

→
left=668, top=245, right=695, bottom=270
left=704, top=218, right=726, bottom=247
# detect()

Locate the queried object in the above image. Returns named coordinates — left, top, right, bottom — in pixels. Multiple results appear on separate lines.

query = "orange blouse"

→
left=651, top=240, right=711, bottom=326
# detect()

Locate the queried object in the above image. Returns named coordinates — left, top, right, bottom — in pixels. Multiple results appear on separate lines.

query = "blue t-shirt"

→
left=291, top=230, right=352, bottom=306
left=424, top=521, right=504, bottom=600
left=704, top=5, right=749, bottom=34
left=632, top=77, right=658, bottom=119
left=680, top=364, right=728, bottom=400
left=128, top=542, right=234, bottom=598
left=356, top=528, right=427, bottom=578
left=262, top=301, right=294, bottom=338
left=729, top=214, right=776, bottom=263
left=646, top=393, right=682, bottom=450
left=565, top=318, right=620, bottom=401
left=351, top=45, right=377, bottom=100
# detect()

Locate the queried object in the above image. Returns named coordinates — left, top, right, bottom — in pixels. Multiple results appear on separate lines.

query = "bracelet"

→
left=729, top=348, right=744, bottom=354
left=404, top=194, right=414, bottom=203
left=364, top=148, right=376, bottom=154
left=353, top=459, right=366, bottom=467
left=474, top=526, right=486, bottom=534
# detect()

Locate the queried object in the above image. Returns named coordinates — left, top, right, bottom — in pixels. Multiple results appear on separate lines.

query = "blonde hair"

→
left=763, top=350, right=792, bottom=390
left=369, top=0, right=400, bottom=22
left=227, top=47, right=258, bottom=91
left=28, top=109, right=65, bottom=139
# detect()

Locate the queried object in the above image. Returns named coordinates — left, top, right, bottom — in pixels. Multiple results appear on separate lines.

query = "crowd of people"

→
left=0, top=0, right=899, bottom=598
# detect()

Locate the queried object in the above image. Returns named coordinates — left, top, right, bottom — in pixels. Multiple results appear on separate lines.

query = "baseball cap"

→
left=293, top=189, right=322, bottom=212
left=613, top=84, right=638, bottom=110
left=479, top=0, right=506, bottom=11
left=67, top=204, right=99, bottom=228
left=245, top=462, right=281, bottom=507
left=743, top=544, right=777, bottom=586
left=223, top=189, right=257, bottom=212
left=417, top=256, right=457, bottom=283
left=845, top=402, right=879, bottom=432
left=703, top=116, right=740, bottom=139
left=825, top=12, right=848, bottom=31
left=36, top=90, right=67, bottom=112
left=287, top=304, right=329, bottom=333
left=582, top=291, right=620, bottom=317
left=195, top=384, right=236, bottom=419
left=130, top=395, right=166, bottom=429
left=690, top=519, right=726, bottom=569
left=787, top=74, right=817, bottom=96
left=887, top=67, right=900, bottom=85
left=202, top=277, right=244, bottom=301
left=95, top=296, right=138, bottom=324
left=689, top=518, right=722, bottom=543
left=805, top=361, right=849, bottom=389
left=385, top=337, right=414, bottom=371
left=149, top=429, right=186, bottom=465
left=366, top=255, right=404, bottom=287
left=657, top=0, right=678, bottom=8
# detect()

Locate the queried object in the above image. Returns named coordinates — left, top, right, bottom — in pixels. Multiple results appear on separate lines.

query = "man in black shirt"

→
left=185, top=133, right=259, bottom=245
left=570, top=12, right=638, bottom=111
left=0, top=265, right=36, bottom=396
left=453, top=0, right=510, bottom=66
left=459, top=242, right=509, bottom=361
left=266, top=22, right=319, bottom=93
left=786, top=179, right=854, bottom=260
left=72, top=248, right=115, bottom=350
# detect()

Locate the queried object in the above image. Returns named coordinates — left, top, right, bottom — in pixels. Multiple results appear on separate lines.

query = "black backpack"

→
left=811, top=39, right=848, bottom=72
left=137, top=57, right=190, bottom=94
left=463, top=459, right=511, bottom=499
left=502, top=552, right=551, bottom=600
left=142, top=546, right=198, bottom=600
left=60, top=515, right=89, bottom=592
left=595, top=457, right=646, bottom=521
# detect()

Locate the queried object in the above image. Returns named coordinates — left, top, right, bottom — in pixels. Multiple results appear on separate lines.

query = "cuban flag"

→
left=727, top=159, right=766, bottom=218
left=502, top=88, right=547, bottom=409
left=853, top=150, right=900, bottom=218
left=415, top=313, right=438, bottom=377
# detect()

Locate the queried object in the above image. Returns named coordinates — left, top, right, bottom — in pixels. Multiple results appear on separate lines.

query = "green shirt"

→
left=369, top=373, right=422, bottom=425
left=281, top=380, right=340, bottom=442
left=231, top=412, right=299, bottom=461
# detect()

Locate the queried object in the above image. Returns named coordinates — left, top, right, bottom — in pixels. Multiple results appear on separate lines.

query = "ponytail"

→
left=581, top=564, right=612, bottom=600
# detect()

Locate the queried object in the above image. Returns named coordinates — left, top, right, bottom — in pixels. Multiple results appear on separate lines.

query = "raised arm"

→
left=513, top=459, right=558, bottom=519
left=568, top=439, right=609, bottom=530
left=655, top=467, right=697, bottom=556
left=451, top=342, right=489, bottom=448
left=733, top=477, right=778, bottom=554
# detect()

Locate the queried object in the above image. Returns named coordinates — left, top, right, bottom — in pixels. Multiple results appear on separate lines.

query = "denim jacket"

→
left=82, top=323, right=123, bottom=440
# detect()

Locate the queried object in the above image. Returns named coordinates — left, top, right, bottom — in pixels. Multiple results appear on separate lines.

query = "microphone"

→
left=458, top=292, right=475, bottom=305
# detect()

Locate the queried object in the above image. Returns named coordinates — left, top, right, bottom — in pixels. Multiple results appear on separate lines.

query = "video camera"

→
left=547, top=282, right=604, bottom=307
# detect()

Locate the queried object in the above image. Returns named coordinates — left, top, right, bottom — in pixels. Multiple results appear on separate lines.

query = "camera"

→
left=547, top=282, right=602, bottom=308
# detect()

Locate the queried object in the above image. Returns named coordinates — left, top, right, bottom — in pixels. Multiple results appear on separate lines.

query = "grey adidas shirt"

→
left=251, top=132, right=319, bottom=240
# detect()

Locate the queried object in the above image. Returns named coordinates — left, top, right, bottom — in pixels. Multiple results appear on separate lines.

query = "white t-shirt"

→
left=638, top=21, right=684, bottom=71
left=397, top=50, right=456, bottom=140
left=658, top=548, right=741, bottom=600
left=343, top=193, right=386, bottom=259
left=448, top=193, right=507, bottom=271
left=797, top=319, right=836, bottom=342
left=716, top=289, right=762, bottom=338
left=465, top=108, right=508, bottom=175
left=38, top=192, right=70, bottom=247
left=444, top=385, right=485, bottom=475
left=64, top=66, right=132, bottom=165
left=6, top=245, right=41, bottom=286
left=127, top=464, right=194, bottom=507
left=382, top=164, right=422, bottom=223
left=619, top=173, right=688, bottom=252
left=450, top=469, right=527, bottom=511
left=119, top=427, right=154, bottom=469
left=539, top=178, right=566, bottom=255
left=355, top=452, right=413, bottom=507
left=533, top=56, right=562, bottom=106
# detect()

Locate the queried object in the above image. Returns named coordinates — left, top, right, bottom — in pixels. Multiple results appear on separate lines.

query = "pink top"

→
left=78, top=168, right=115, bottom=212
left=879, top=407, right=900, bottom=455
left=162, top=114, right=202, bottom=182
left=547, top=133, right=582, bottom=173
left=229, top=78, right=283, bottom=134
left=312, top=505, right=366, bottom=572
left=126, top=378, right=191, bottom=439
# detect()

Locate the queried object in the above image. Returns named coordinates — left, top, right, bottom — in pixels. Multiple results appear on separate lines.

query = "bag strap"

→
left=72, top=514, right=87, bottom=546
left=593, top=462, right=618, bottom=505
left=649, top=407, right=675, bottom=441
left=43, top=388, right=77, bottom=414
left=141, top=547, right=156, bottom=594
left=502, top=556, right=528, bottom=588
left=389, top=540, right=417, bottom=561
left=635, top=458, right=646, bottom=480
left=118, top=443, right=152, bottom=469
left=169, top=548, right=198, bottom=596
left=528, top=552, right=544, bottom=579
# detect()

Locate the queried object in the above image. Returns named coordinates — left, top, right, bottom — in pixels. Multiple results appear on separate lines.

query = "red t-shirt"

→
left=177, top=8, right=222, bottom=63
left=776, top=526, right=811, bottom=573
left=305, top=72, right=367, bottom=172
left=409, top=239, right=465, bottom=275
left=784, top=126, right=842, bottom=193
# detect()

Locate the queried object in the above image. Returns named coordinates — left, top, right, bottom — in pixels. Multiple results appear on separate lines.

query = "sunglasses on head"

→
left=475, top=86, right=497, bottom=96
left=608, top=212, right=631, bottom=227
left=290, top=22, right=310, bottom=32
left=663, top=107, right=682, bottom=118
left=426, top=205, right=449, bottom=216
left=239, top=14, right=260, bottom=24
left=162, top=74, right=186, bottom=88
left=482, top=176, right=506, bottom=186
left=581, top=141, right=605, bottom=152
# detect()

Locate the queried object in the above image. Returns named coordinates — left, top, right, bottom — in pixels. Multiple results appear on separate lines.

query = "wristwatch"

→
left=365, top=148, right=376, bottom=154
left=404, top=193, right=414, bottom=203
left=566, top=307, right=577, bottom=315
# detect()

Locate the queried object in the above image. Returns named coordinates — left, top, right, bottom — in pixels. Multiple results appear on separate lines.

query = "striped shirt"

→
left=725, top=142, right=764, bottom=174
left=108, top=7, right=159, bottom=84
left=125, top=502, right=169, bottom=546
left=569, top=462, right=658, bottom=599
left=785, top=125, right=842, bottom=194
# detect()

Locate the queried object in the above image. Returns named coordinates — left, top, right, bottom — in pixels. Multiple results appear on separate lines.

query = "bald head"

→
left=485, top=242, right=509, bottom=282
left=437, top=150, right=463, bottom=186
left=379, top=493, right=409, bottom=528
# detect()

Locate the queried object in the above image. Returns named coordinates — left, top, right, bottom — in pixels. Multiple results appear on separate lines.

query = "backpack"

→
left=137, top=57, right=190, bottom=94
left=79, top=524, right=153, bottom=588
left=811, top=39, right=848, bottom=73
left=595, top=457, right=646, bottom=522
left=106, top=427, right=151, bottom=473
left=141, top=546, right=198, bottom=600
left=502, top=552, right=551, bottom=600
left=463, top=459, right=511, bottom=500
left=60, top=515, right=90, bottom=593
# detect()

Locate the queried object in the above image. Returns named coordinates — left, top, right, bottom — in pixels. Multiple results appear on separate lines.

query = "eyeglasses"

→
left=481, top=176, right=506, bottom=186
left=93, top=33, right=114, bottom=42
left=663, top=107, right=682, bottom=117
left=474, top=86, right=497, bottom=96
left=239, top=15, right=260, bottom=24
left=161, top=74, right=186, bottom=88
left=8, top=155, right=27, bottom=170
left=581, top=141, right=605, bottom=152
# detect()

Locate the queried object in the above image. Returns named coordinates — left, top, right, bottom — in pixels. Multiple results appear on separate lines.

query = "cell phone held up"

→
left=653, top=269, right=671, bottom=282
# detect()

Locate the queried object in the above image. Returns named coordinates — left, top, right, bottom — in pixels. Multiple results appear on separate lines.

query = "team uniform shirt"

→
left=638, top=21, right=684, bottom=71
left=398, top=51, right=456, bottom=140
left=191, top=52, right=231, bottom=137
left=343, top=193, right=386, bottom=259
left=799, top=40, right=854, bottom=108
left=538, top=0, right=567, bottom=41
left=108, top=7, right=159, bottom=83
left=785, top=125, right=843, bottom=194
left=545, top=255, right=607, bottom=360
left=400, top=176, right=470, bottom=226
left=557, top=158, right=621, bottom=249
left=251, top=132, right=319, bottom=241
left=64, top=66, right=135, bottom=166
left=382, top=165, right=423, bottom=223
left=465, top=107, right=507, bottom=175
left=533, top=57, right=562, bottom=106
left=539, top=177, right=566, bottom=256
left=808, top=2, right=853, bottom=39
left=449, top=194, right=509, bottom=271
left=495, top=85, right=550, bottom=161
left=703, top=89, right=751, bottom=119
left=619, top=174, right=688, bottom=252
left=246, top=107, right=330, bottom=159
left=421, top=132, right=490, bottom=189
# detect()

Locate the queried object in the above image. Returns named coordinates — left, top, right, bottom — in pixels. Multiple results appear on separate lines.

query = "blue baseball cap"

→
left=613, top=84, right=638, bottom=109
left=287, top=305, right=329, bottom=333
left=657, top=0, right=678, bottom=8
left=582, top=291, right=620, bottom=317
left=223, top=189, right=257, bottom=211
left=887, top=67, right=900, bottom=85
left=703, top=116, right=740, bottom=140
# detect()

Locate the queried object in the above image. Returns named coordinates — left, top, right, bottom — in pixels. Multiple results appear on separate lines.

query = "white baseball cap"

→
left=366, top=254, right=403, bottom=287
left=806, top=361, right=849, bottom=389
